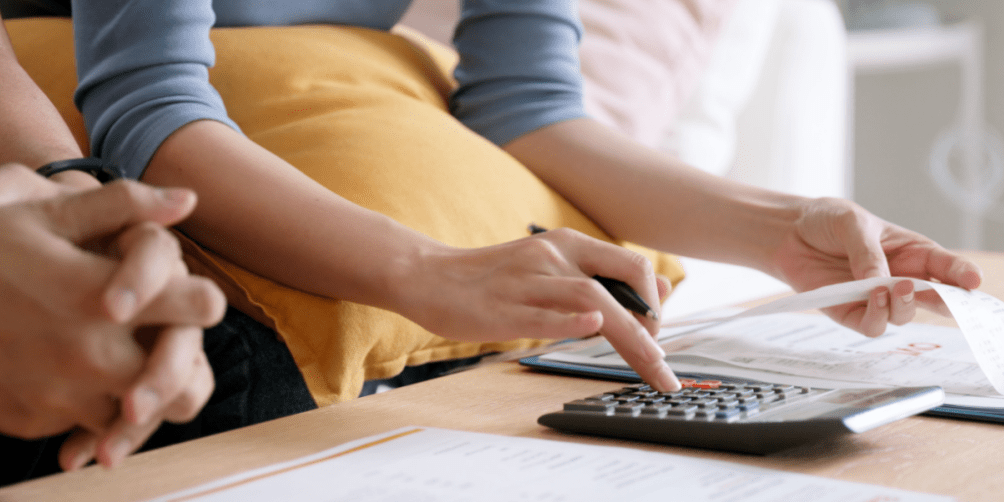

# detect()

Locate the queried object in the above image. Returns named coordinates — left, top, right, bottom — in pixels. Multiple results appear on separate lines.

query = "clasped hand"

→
left=0, top=163, right=226, bottom=471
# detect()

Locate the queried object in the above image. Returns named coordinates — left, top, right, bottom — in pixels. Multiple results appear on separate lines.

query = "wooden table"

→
left=5, top=251, right=1004, bottom=501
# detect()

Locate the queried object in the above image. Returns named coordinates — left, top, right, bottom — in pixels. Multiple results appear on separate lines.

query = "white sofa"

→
left=670, top=0, right=849, bottom=200
left=401, top=0, right=849, bottom=316
left=659, top=0, right=850, bottom=316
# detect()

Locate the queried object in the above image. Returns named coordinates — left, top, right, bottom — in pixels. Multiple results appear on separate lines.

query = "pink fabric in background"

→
left=579, top=0, right=739, bottom=148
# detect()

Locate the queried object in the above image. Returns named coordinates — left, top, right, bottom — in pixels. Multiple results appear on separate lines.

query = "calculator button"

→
left=694, top=380, right=722, bottom=389
left=615, top=403, right=645, bottom=416
left=659, top=391, right=687, bottom=399
left=585, top=394, right=615, bottom=401
left=641, top=404, right=674, bottom=416
left=665, top=404, right=697, bottom=416
left=564, top=400, right=615, bottom=413
left=716, top=399, right=739, bottom=409
left=629, top=391, right=659, bottom=398
left=694, top=409, right=717, bottom=419
left=689, top=398, right=719, bottom=408
left=714, top=408, right=743, bottom=420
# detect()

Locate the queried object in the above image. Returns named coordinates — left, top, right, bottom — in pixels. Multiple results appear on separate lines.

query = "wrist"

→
left=721, top=188, right=808, bottom=273
left=381, top=236, right=457, bottom=323
left=36, top=157, right=124, bottom=184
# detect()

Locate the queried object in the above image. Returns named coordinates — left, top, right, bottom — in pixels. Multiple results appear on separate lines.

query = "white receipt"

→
left=661, top=277, right=1004, bottom=395
left=152, top=427, right=952, bottom=502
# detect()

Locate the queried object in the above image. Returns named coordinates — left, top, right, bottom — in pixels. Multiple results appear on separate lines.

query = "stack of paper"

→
left=153, top=427, right=952, bottom=501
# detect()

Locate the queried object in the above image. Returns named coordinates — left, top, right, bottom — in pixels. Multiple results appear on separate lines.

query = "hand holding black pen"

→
left=528, top=224, right=659, bottom=321
left=522, top=223, right=680, bottom=392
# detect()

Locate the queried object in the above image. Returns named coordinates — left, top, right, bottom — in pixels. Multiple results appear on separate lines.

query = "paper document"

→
left=546, top=311, right=1002, bottom=408
left=545, top=277, right=1004, bottom=408
left=152, top=427, right=953, bottom=502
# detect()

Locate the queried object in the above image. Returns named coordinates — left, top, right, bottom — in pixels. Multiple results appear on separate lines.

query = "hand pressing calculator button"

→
left=538, top=378, right=944, bottom=454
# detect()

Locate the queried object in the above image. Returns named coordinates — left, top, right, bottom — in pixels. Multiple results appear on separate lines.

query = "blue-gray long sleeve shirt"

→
left=71, top=0, right=585, bottom=178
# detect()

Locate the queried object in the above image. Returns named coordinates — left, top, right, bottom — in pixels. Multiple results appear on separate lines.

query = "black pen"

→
left=527, top=224, right=659, bottom=321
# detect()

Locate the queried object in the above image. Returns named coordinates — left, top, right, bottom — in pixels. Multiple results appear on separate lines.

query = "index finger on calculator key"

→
left=603, top=325, right=679, bottom=392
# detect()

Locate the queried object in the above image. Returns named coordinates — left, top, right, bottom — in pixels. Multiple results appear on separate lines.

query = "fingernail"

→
left=901, top=291, right=914, bottom=304
left=876, top=290, right=888, bottom=308
left=68, top=445, right=95, bottom=471
left=106, top=437, right=132, bottom=468
left=657, top=275, right=673, bottom=303
left=106, top=288, right=136, bottom=321
left=655, top=364, right=681, bottom=392
left=132, top=386, right=159, bottom=424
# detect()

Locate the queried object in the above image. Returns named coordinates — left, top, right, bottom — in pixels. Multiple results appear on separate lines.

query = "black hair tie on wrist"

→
left=36, top=157, right=125, bottom=184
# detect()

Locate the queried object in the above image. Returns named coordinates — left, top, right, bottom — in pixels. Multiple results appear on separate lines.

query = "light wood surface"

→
left=4, top=251, right=1004, bottom=501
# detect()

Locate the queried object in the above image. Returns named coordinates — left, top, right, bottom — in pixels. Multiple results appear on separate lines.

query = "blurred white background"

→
left=839, top=0, right=1004, bottom=252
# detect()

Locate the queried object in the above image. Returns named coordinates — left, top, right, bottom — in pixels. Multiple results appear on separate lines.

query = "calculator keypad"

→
left=541, top=379, right=944, bottom=454
left=562, top=379, right=813, bottom=422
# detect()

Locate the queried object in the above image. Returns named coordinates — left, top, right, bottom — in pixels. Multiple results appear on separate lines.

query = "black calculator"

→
left=538, top=378, right=945, bottom=454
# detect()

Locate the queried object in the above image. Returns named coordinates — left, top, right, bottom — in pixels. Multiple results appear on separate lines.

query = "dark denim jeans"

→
left=0, top=307, right=317, bottom=487
left=358, top=354, right=486, bottom=397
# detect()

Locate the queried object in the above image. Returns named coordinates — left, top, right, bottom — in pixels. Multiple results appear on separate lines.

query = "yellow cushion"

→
left=7, top=19, right=685, bottom=406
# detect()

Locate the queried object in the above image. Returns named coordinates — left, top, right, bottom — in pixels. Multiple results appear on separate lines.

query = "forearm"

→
left=0, top=22, right=83, bottom=168
left=503, top=118, right=809, bottom=274
left=141, top=120, right=445, bottom=312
